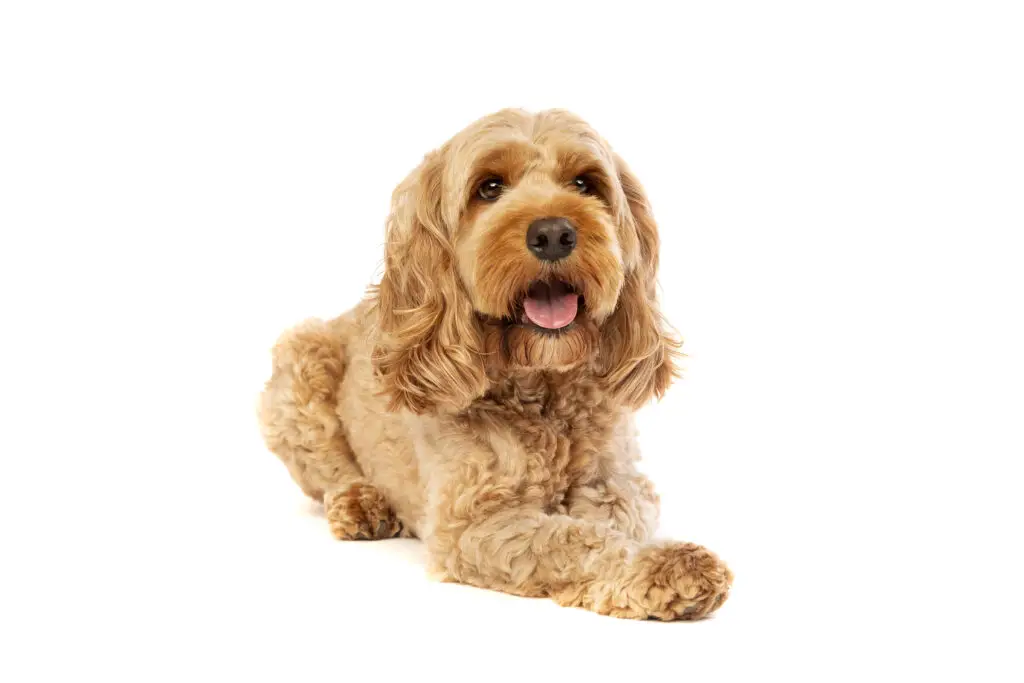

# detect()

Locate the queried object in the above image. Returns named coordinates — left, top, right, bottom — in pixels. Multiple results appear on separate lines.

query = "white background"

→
left=2, top=2, right=1022, bottom=681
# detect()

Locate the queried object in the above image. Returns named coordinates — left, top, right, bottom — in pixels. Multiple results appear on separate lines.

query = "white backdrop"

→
left=2, top=2, right=1022, bottom=681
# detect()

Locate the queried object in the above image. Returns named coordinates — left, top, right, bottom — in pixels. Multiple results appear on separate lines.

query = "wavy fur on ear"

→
left=600, top=155, right=681, bottom=407
left=370, top=153, right=487, bottom=414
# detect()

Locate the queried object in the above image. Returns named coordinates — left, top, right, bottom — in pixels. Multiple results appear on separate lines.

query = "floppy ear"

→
left=370, top=152, right=487, bottom=414
left=599, top=154, right=681, bottom=407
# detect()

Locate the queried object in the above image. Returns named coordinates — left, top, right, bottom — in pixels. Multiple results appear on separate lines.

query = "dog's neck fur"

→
left=466, top=365, right=622, bottom=431
left=451, top=366, right=624, bottom=493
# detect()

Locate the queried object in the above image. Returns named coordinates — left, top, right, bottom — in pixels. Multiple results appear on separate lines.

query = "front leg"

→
left=565, top=464, right=660, bottom=542
left=565, top=417, right=660, bottom=541
left=423, top=431, right=731, bottom=620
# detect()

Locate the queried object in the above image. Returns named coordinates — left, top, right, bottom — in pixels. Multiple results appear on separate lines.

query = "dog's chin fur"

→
left=480, top=313, right=601, bottom=374
left=476, top=270, right=612, bottom=375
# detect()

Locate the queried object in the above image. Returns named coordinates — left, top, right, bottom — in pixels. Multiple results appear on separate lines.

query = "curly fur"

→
left=258, top=109, right=732, bottom=620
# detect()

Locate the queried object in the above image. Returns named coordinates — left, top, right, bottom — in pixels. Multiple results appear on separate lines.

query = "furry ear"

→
left=600, top=155, right=681, bottom=407
left=370, top=152, right=487, bottom=414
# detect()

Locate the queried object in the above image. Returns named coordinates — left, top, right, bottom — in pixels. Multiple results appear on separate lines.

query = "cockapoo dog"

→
left=258, top=109, right=732, bottom=620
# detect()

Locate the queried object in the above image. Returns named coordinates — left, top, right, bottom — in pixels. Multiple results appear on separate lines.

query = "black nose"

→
left=526, top=217, right=576, bottom=261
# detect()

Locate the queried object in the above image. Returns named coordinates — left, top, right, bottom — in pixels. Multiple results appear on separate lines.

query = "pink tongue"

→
left=523, top=291, right=579, bottom=329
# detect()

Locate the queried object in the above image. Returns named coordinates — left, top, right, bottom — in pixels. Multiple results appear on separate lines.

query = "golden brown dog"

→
left=258, top=109, right=732, bottom=620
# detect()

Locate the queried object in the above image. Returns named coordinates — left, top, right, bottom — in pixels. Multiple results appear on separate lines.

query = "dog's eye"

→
left=572, top=176, right=595, bottom=195
left=478, top=177, right=505, bottom=201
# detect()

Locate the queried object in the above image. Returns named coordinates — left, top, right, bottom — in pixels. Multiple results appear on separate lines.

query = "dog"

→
left=258, top=109, right=732, bottom=620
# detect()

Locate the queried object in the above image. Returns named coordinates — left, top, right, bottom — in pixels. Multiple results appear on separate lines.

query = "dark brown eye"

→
left=572, top=175, right=595, bottom=195
left=478, top=177, right=504, bottom=201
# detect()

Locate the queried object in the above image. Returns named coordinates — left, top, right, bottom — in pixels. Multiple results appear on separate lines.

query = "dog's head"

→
left=371, top=109, right=679, bottom=413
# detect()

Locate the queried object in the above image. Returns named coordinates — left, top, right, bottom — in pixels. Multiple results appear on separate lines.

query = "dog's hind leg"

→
left=258, top=319, right=403, bottom=540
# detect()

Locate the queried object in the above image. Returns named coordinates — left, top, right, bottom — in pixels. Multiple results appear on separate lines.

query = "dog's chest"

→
left=469, top=373, right=619, bottom=500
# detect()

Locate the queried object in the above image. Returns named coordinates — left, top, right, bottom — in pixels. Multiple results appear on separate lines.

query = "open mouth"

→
left=519, top=280, right=581, bottom=331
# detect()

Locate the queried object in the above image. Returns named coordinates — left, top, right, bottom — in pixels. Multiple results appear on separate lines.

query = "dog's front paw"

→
left=595, top=542, right=733, bottom=620
left=325, top=483, right=404, bottom=540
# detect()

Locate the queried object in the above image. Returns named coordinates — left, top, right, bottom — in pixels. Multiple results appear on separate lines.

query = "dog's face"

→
left=452, top=111, right=626, bottom=371
left=372, top=109, right=678, bottom=413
